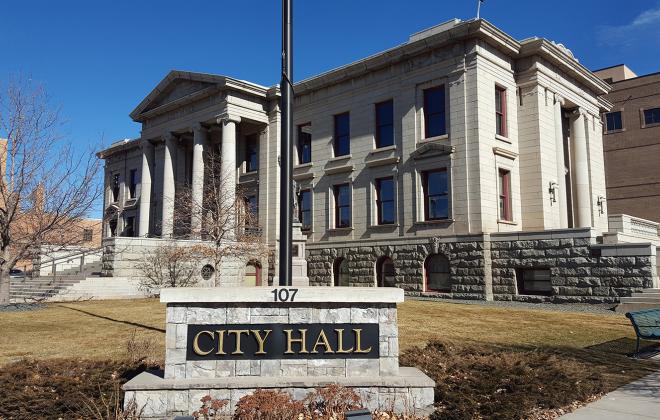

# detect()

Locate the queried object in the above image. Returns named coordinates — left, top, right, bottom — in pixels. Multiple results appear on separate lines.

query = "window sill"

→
left=495, top=134, right=511, bottom=143
left=604, top=129, right=625, bottom=135
left=295, top=162, right=313, bottom=169
left=328, top=227, right=353, bottom=233
left=497, top=219, right=517, bottom=225
left=414, top=219, right=454, bottom=226
left=373, top=144, right=397, bottom=152
left=368, top=223, right=399, bottom=229
left=329, top=154, right=351, bottom=162
left=642, top=123, right=660, bottom=129
left=420, top=134, right=448, bottom=143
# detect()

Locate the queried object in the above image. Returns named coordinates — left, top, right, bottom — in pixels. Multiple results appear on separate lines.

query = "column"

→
left=218, top=114, right=240, bottom=236
left=161, top=133, right=176, bottom=238
left=553, top=95, right=568, bottom=228
left=138, top=140, right=153, bottom=237
left=571, top=111, right=591, bottom=228
left=191, top=123, right=207, bottom=236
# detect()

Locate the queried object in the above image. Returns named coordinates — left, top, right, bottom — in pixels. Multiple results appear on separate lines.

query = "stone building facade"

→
left=99, top=18, right=659, bottom=301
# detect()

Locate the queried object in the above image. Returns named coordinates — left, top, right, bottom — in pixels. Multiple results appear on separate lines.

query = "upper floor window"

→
left=83, top=229, right=93, bottom=242
left=334, top=113, right=350, bottom=156
left=245, top=195, right=258, bottom=221
left=643, top=108, right=660, bottom=127
left=334, top=183, right=351, bottom=228
left=495, top=86, right=507, bottom=137
left=124, top=216, right=135, bottom=237
left=299, top=189, right=312, bottom=231
left=375, top=100, right=394, bottom=148
left=297, top=123, right=312, bottom=164
left=498, top=169, right=512, bottom=221
left=605, top=111, right=623, bottom=132
left=245, top=135, right=258, bottom=172
left=111, top=174, right=120, bottom=202
left=423, top=86, right=446, bottom=138
left=422, top=169, right=448, bottom=220
left=376, top=177, right=395, bottom=225
left=129, top=169, right=138, bottom=199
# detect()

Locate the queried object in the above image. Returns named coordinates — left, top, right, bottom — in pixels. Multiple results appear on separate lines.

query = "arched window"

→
left=424, top=254, right=450, bottom=292
left=333, top=257, right=349, bottom=287
left=376, top=256, right=396, bottom=287
left=244, top=261, right=262, bottom=287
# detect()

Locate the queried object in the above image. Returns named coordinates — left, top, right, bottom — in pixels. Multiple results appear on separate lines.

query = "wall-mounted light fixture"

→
left=548, top=181, right=559, bottom=203
left=597, top=196, right=606, bottom=215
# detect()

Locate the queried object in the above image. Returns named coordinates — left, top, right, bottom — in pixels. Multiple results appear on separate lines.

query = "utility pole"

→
left=279, top=0, right=293, bottom=286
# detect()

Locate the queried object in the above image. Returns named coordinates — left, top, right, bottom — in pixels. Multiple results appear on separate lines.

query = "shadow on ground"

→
left=57, top=304, right=166, bottom=333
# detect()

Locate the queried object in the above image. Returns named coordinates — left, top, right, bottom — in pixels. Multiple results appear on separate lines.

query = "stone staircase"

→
left=10, top=259, right=103, bottom=302
left=616, top=289, right=660, bottom=313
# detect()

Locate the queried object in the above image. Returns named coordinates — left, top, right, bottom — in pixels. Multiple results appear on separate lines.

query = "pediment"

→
left=144, top=79, right=215, bottom=112
left=411, top=142, right=455, bottom=160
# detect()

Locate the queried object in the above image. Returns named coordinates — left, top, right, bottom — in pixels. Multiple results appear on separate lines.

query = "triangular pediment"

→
left=411, top=142, right=455, bottom=160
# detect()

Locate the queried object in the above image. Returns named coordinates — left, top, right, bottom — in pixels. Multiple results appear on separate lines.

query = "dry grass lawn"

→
left=0, top=298, right=650, bottom=365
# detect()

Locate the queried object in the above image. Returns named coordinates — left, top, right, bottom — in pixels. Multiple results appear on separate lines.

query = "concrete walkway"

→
left=560, top=370, right=660, bottom=419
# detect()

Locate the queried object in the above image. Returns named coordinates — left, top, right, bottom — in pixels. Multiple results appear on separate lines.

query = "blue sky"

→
left=2, top=0, right=659, bottom=149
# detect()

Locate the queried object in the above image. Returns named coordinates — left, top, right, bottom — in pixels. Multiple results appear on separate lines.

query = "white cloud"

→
left=598, top=4, right=660, bottom=47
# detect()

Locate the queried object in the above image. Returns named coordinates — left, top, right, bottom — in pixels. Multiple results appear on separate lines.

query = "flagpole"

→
left=477, top=0, right=482, bottom=19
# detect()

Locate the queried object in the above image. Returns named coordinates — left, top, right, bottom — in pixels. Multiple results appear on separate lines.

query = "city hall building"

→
left=99, top=18, right=659, bottom=302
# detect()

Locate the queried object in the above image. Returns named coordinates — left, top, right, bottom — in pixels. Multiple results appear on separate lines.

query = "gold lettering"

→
left=251, top=329, right=272, bottom=355
left=354, top=329, right=372, bottom=354
left=215, top=330, right=226, bottom=355
left=228, top=330, right=250, bottom=355
left=335, top=328, right=354, bottom=353
left=311, top=329, right=335, bottom=354
left=192, top=330, right=214, bottom=356
left=284, top=329, right=309, bottom=354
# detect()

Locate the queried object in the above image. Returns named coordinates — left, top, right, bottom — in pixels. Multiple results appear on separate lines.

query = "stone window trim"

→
left=298, top=188, right=313, bottom=232
left=495, top=84, right=508, bottom=138
left=368, top=171, right=398, bottom=227
left=331, top=182, right=352, bottom=229
left=297, top=122, right=312, bottom=165
left=332, top=257, right=349, bottom=287
left=515, top=268, right=553, bottom=296
left=603, top=109, right=625, bottom=134
left=416, top=78, right=450, bottom=144
left=498, top=168, right=513, bottom=222
left=417, top=167, right=451, bottom=222
left=640, top=107, right=660, bottom=129
left=374, top=99, right=395, bottom=149
left=333, top=112, right=351, bottom=157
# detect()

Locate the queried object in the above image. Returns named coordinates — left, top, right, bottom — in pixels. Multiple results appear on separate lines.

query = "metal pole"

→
left=279, top=0, right=293, bottom=286
left=476, top=0, right=482, bottom=19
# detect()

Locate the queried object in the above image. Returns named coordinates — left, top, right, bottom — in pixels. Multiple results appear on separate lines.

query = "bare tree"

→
left=0, top=78, right=102, bottom=304
left=135, top=243, right=202, bottom=296
left=173, top=149, right=270, bottom=285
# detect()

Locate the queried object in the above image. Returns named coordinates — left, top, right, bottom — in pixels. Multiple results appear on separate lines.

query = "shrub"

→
left=233, top=389, right=304, bottom=420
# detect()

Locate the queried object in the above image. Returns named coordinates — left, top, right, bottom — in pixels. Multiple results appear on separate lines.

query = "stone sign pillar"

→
left=123, top=287, right=434, bottom=418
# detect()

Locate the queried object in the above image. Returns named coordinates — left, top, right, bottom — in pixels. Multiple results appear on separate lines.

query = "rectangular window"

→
left=334, top=183, right=351, bottom=228
left=605, top=111, right=623, bottom=132
left=643, top=107, right=660, bottom=126
left=83, top=229, right=93, bottom=242
left=297, top=123, right=312, bottom=164
left=498, top=169, right=512, bottom=221
left=495, top=86, right=507, bottom=137
left=124, top=216, right=135, bottom=237
left=245, top=135, right=258, bottom=172
left=376, top=177, right=395, bottom=225
left=246, top=195, right=258, bottom=221
left=422, top=169, right=449, bottom=220
left=334, top=113, right=350, bottom=156
left=375, top=100, right=394, bottom=148
left=129, top=169, right=138, bottom=199
left=516, top=268, right=552, bottom=296
left=112, top=174, right=120, bottom=202
left=423, top=86, right=446, bottom=138
left=299, top=189, right=312, bottom=231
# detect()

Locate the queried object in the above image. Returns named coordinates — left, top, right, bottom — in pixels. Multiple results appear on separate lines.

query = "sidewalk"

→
left=560, top=370, right=660, bottom=419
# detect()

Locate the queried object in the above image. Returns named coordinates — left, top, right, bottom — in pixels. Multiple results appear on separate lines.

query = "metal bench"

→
left=625, top=308, right=660, bottom=354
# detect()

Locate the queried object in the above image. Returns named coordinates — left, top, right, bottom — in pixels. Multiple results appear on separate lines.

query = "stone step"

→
left=615, top=302, right=660, bottom=313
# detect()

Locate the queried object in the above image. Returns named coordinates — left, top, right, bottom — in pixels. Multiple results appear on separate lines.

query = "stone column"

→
left=138, top=140, right=154, bottom=237
left=554, top=95, right=568, bottom=228
left=571, top=111, right=591, bottom=228
left=161, top=133, right=176, bottom=238
left=191, top=124, right=207, bottom=236
left=218, top=114, right=240, bottom=236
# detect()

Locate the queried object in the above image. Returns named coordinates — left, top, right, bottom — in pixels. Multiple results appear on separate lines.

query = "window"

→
left=643, top=108, right=660, bottom=126
left=298, top=189, right=312, bottom=231
left=376, top=177, right=395, bottom=225
left=245, top=135, right=258, bottom=172
left=516, top=268, right=552, bottom=296
left=334, top=113, right=350, bottom=156
left=425, top=254, right=450, bottom=292
left=83, top=229, right=93, bottom=242
left=109, top=218, right=117, bottom=237
left=129, top=169, right=138, bottom=199
left=297, top=123, right=312, bottom=164
left=245, top=195, right=258, bottom=223
left=498, top=169, right=512, bottom=221
left=605, top=111, right=623, bottom=132
left=111, top=174, right=120, bottom=202
left=423, top=86, right=446, bottom=138
left=333, top=257, right=349, bottom=286
left=375, top=100, right=394, bottom=148
left=124, top=216, right=135, bottom=237
left=376, top=256, right=396, bottom=287
left=422, top=169, right=448, bottom=220
left=244, top=261, right=262, bottom=287
left=495, top=86, right=507, bottom=137
left=334, top=183, right=351, bottom=228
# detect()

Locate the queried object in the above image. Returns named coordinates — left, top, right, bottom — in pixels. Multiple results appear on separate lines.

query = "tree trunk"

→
left=0, top=270, right=10, bottom=305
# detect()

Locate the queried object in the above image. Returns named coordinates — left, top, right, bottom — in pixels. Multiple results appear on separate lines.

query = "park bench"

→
left=625, top=308, right=660, bottom=354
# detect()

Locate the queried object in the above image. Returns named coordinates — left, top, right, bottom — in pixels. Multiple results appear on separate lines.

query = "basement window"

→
left=516, top=268, right=552, bottom=296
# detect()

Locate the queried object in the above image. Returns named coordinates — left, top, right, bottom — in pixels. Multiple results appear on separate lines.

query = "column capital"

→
left=216, top=113, right=241, bottom=125
left=553, top=93, right=565, bottom=106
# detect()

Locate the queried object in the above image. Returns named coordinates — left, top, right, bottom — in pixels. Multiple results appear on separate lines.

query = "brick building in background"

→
left=594, top=65, right=660, bottom=223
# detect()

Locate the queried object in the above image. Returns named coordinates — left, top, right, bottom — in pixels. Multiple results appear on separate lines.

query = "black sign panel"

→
left=186, top=323, right=379, bottom=360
